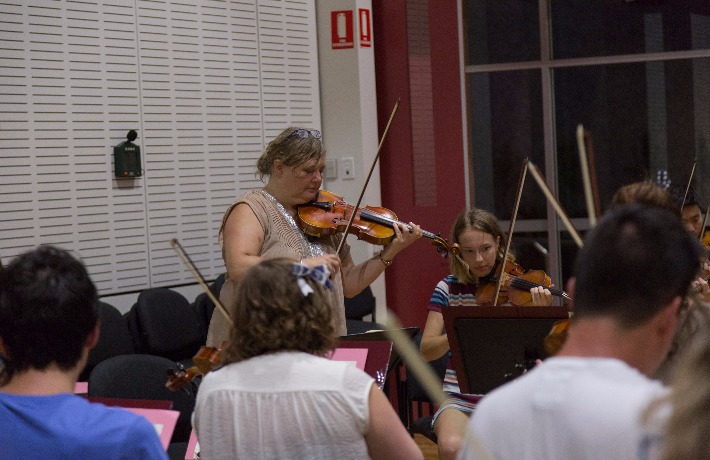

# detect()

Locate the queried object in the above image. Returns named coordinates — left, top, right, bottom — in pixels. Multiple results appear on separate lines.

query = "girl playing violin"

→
left=206, top=127, right=422, bottom=347
left=419, top=208, right=552, bottom=460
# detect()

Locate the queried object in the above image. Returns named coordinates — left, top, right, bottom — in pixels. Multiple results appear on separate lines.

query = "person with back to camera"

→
left=206, top=127, right=422, bottom=347
left=0, top=245, right=167, bottom=460
left=419, top=208, right=553, bottom=460
left=642, top=317, right=710, bottom=460
left=193, top=257, right=423, bottom=460
left=611, top=180, right=710, bottom=383
left=458, top=205, right=701, bottom=460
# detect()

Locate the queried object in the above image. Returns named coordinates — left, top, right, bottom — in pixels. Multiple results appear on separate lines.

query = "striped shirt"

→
left=427, top=275, right=478, bottom=313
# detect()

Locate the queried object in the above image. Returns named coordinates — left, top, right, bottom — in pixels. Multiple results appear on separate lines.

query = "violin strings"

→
left=509, top=277, right=565, bottom=297
left=357, top=208, right=438, bottom=239
left=331, top=201, right=446, bottom=249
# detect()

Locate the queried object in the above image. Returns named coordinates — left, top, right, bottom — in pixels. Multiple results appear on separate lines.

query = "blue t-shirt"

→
left=0, top=392, right=168, bottom=460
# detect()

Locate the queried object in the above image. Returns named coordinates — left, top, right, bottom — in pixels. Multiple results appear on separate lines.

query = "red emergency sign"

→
left=359, top=8, right=371, bottom=47
left=331, top=10, right=354, bottom=49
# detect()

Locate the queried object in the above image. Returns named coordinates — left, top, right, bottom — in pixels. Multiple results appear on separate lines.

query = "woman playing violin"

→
left=419, top=208, right=552, bottom=460
left=206, top=126, right=422, bottom=347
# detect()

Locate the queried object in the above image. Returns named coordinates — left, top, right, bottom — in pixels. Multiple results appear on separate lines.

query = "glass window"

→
left=465, top=0, right=710, bottom=285
left=554, top=58, right=710, bottom=217
left=465, top=0, right=540, bottom=65
left=469, top=70, right=546, bottom=219
left=551, top=1, right=710, bottom=59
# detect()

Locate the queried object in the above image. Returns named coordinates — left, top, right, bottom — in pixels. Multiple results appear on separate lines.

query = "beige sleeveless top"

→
left=206, top=190, right=349, bottom=346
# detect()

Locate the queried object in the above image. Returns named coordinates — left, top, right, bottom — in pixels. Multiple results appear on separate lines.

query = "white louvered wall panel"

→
left=0, top=0, right=321, bottom=295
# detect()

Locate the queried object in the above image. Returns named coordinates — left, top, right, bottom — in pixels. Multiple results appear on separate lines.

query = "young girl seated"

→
left=193, top=258, right=422, bottom=460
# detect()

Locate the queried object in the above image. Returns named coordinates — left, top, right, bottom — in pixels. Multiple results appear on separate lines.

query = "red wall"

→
left=373, top=1, right=466, bottom=329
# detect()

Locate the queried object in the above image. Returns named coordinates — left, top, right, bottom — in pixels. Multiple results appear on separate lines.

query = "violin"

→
left=475, top=260, right=571, bottom=307
left=166, top=345, right=223, bottom=392
left=297, top=189, right=453, bottom=256
left=543, top=318, right=570, bottom=356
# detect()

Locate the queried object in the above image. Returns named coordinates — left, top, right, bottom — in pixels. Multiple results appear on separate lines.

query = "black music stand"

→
left=442, top=306, right=569, bottom=395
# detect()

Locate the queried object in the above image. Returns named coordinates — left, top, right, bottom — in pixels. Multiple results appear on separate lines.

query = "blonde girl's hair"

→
left=449, top=208, right=513, bottom=285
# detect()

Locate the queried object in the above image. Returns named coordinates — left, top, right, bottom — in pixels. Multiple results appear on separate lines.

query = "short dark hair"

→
left=572, top=205, right=701, bottom=329
left=668, top=184, right=700, bottom=210
left=223, top=258, right=335, bottom=364
left=0, top=246, right=98, bottom=378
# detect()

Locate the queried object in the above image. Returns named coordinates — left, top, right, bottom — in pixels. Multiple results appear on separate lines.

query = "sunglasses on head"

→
left=288, top=129, right=322, bottom=140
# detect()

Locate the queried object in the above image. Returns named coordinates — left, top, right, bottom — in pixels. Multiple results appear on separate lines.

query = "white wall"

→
left=315, top=0, right=387, bottom=321
left=0, top=1, right=321, bottom=302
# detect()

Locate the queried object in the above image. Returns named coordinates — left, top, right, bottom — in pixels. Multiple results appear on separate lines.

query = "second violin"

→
left=475, top=260, right=571, bottom=307
left=297, top=189, right=454, bottom=256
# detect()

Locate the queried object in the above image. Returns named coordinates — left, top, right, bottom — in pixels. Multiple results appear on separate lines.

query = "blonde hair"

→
left=611, top=181, right=679, bottom=216
left=449, top=208, right=513, bottom=285
left=650, top=313, right=710, bottom=460
left=255, top=127, right=325, bottom=180
left=222, top=258, right=336, bottom=364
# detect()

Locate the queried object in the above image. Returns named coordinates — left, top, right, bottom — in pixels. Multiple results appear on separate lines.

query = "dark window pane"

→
left=469, top=70, right=546, bottom=219
left=465, top=0, right=540, bottom=65
left=552, top=1, right=710, bottom=59
left=554, top=58, right=710, bottom=217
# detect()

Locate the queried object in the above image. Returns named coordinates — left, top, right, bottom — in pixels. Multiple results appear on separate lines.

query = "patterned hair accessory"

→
left=291, top=262, right=333, bottom=296
left=655, top=170, right=671, bottom=190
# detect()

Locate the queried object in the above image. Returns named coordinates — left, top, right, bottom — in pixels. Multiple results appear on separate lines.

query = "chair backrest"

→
left=88, top=354, right=196, bottom=443
left=127, top=288, right=203, bottom=362
left=406, top=331, right=448, bottom=402
left=79, top=301, right=135, bottom=381
left=192, top=273, right=226, bottom=342
left=344, top=286, right=376, bottom=321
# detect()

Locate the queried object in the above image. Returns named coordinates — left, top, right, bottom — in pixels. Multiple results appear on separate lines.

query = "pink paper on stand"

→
left=73, top=381, right=88, bottom=394
left=124, top=407, right=179, bottom=450
left=329, top=348, right=368, bottom=371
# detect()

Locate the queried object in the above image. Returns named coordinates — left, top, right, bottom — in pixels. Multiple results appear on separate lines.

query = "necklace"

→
left=260, top=190, right=327, bottom=259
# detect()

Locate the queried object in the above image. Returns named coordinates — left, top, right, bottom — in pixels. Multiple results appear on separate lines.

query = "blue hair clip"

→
left=291, top=263, right=332, bottom=296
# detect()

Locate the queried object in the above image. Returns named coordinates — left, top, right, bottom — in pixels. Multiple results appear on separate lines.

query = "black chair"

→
left=403, top=331, right=449, bottom=442
left=192, top=273, right=226, bottom=343
left=79, top=301, right=135, bottom=382
left=345, top=285, right=377, bottom=322
left=88, top=354, right=196, bottom=445
left=127, top=288, right=203, bottom=363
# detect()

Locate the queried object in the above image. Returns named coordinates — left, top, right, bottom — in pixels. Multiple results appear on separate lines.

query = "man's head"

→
left=0, top=246, right=98, bottom=379
left=572, top=205, right=700, bottom=329
left=669, top=184, right=704, bottom=236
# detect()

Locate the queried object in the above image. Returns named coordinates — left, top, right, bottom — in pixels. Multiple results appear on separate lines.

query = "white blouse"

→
left=193, top=351, right=374, bottom=460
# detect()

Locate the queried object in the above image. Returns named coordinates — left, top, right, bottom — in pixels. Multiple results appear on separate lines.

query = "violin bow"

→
left=576, top=125, right=601, bottom=227
left=335, top=98, right=400, bottom=255
left=492, top=159, right=529, bottom=307
left=491, top=157, right=584, bottom=306
left=169, top=238, right=234, bottom=328
left=527, top=162, right=584, bottom=248
left=680, top=160, right=697, bottom=214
